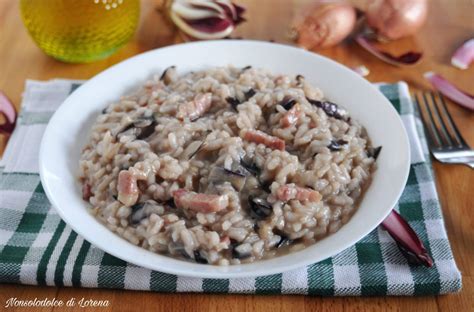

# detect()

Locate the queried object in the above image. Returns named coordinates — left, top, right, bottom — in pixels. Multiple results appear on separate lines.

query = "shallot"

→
left=451, top=38, right=474, bottom=70
left=362, top=0, right=428, bottom=40
left=293, top=1, right=357, bottom=49
left=424, top=72, right=474, bottom=111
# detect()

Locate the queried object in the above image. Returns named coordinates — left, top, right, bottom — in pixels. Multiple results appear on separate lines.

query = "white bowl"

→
left=39, top=40, right=410, bottom=278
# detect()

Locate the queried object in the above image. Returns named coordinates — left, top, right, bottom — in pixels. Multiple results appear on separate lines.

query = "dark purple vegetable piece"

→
left=193, top=250, right=208, bottom=264
left=240, top=158, right=260, bottom=176
left=328, top=139, right=348, bottom=151
left=223, top=36, right=244, bottom=40
left=248, top=196, right=272, bottom=220
left=165, top=198, right=176, bottom=209
left=226, top=96, right=241, bottom=110
left=188, top=141, right=204, bottom=159
left=273, top=229, right=293, bottom=248
left=160, top=65, right=176, bottom=81
left=184, top=17, right=232, bottom=33
left=101, top=107, right=108, bottom=114
left=296, top=74, right=304, bottom=82
left=381, top=210, right=433, bottom=267
left=229, top=160, right=252, bottom=177
left=129, top=200, right=164, bottom=225
left=135, top=118, right=158, bottom=140
left=223, top=168, right=247, bottom=178
left=355, top=35, right=422, bottom=66
left=117, top=116, right=157, bottom=140
left=169, top=243, right=191, bottom=259
left=0, top=90, right=16, bottom=135
left=129, top=202, right=147, bottom=225
left=253, top=222, right=260, bottom=232
left=368, top=146, right=382, bottom=160
left=117, top=123, right=135, bottom=137
left=229, top=239, right=251, bottom=259
left=244, top=88, right=256, bottom=100
left=382, top=51, right=422, bottom=64
left=259, top=180, right=272, bottom=193
left=307, top=98, right=348, bottom=120
left=232, top=244, right=252, bottom=259
left=209, top=166, right=248, bottom=191
left=242, top=65, right=252, bottom=71
left=280, top=98, right=297, bottom=110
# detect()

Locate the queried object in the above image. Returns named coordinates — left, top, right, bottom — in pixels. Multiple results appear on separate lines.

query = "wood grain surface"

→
left=0, top=0, right=472, bottom=311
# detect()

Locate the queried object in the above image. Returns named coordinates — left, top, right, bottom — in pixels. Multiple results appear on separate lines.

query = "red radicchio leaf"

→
left=355, top=34, right=422, bottom=66
left=424, top=72, right=474, bottom=111
left=216, top=1, right=236, bottom=19
left=190, top=3, right=224, bottom=16
left=170, top=1, right=245, bottom=40
left=232, top=4, right=246, bottom=25
left=0, top=90, right=16, bottom=135
left=381, top=210, right=433, bottom=267
left=185, top=17, right=233, bottom=33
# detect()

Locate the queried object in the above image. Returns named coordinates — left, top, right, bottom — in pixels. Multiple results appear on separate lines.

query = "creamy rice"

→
left=79, top=66, right=379, bottom=265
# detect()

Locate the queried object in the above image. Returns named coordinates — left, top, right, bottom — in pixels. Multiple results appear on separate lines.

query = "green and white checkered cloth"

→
left=0, top=80, right=462, bottom=295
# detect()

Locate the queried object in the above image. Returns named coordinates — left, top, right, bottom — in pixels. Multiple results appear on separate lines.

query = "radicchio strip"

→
left=451, top=38, right=474, bottom=70
left=0, top=90, right=16, bottom=134
left=424, top=72, right=474, bottom=111
left=169, top=0, right=245, bottom=40
left=355, top=34, right=422, bottom=66
left=381, top=210, right=433, bottom=267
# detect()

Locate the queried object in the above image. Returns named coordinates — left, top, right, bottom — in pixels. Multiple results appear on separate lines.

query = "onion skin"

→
left=294, top=2, right=357, bottom=49
left=365, top=0, right=428, bottom=40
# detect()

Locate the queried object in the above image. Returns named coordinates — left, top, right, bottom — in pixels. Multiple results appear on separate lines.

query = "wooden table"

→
left=0, top=0, right=472, bottom=311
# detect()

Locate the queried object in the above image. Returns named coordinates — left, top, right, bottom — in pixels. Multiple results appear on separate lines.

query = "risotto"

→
left=79, top=66, right=380, bottom=265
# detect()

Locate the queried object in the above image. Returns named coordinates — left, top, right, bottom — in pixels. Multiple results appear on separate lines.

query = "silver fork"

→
left=414, top=91, right=474, bottom=169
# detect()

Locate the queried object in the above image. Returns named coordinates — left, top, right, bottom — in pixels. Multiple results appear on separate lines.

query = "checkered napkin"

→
left=0, top=80, right=461, bottom=295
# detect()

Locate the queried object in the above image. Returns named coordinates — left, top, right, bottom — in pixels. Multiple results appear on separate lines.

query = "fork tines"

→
left=414, top=92, right=468, bottom=150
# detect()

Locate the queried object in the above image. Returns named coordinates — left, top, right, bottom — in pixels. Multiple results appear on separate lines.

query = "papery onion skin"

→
left=294, top=2, right=357, bottom=49
left=365, top=0, right=428, bottom=40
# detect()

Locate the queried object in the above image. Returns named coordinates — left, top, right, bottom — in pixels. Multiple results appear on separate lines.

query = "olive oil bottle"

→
left=20, top=0, right=140, bottom=63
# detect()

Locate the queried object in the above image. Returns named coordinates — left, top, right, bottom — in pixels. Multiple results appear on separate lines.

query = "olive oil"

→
left=20, top=0, right=140, bottom=63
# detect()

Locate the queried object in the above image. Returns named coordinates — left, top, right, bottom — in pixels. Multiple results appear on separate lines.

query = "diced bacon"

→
left=276, top=184, right=322, bottom=202
left=172, top=189, right=228, bottom=213
left=82, top=183, right=93, bottom=201
left=242, top=129, right=286, bottom=151
left=177, top=93, right=212, bottom=121
left=220, top=236, right=231, bottom=245
left=117, top=170, right=139, bottom=206
left=280, top=103, right=302, bottom=127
